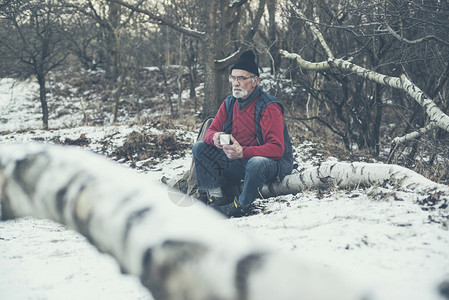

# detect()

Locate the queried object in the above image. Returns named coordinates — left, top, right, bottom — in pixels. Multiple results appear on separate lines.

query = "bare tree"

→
left=282, top=0, right=449, bottom=132
left=107, top=0, right=267, bottom=117
left=83, top=0, right=136, bottom=122
left=0, top=0, right=70, bottom=129
left=278, top=0, right=449, bottom=182
left=65, top=12, right=103, bottom=71
left=263, top=0, right=281, bottom=75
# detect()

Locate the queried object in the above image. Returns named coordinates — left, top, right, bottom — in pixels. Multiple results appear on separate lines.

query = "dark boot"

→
left=213, top=199, right=248, bottom=218
left=207, top=190, right=233, bottom=207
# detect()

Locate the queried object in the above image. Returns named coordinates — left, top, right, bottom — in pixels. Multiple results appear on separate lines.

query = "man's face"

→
left=231, top=69, right=258, bottom=99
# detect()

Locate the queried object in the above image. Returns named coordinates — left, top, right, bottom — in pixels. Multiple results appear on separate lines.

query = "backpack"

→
left=171, top=117, right=214, bottom=202
left=173, top=116, right=242, bottom=203
left=186, top=117, right=214, bottom=199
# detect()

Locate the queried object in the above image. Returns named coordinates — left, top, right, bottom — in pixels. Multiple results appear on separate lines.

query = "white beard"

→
left=232, top=88, right=249, bottom=99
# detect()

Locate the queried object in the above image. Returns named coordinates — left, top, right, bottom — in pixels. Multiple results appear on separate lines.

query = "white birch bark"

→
left=261, top=161, right=449, bottom=212
left=280, top=50, right=449, bottom=136
left=392, top=123, right=438, bottom=144
left=282, top=1, right=449, bottom=140
left=388, top=122, right=439, bottom=161
left=0, top=143, right=368, bottom=300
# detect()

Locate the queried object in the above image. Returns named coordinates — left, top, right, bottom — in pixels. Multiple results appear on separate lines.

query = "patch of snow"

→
left=231, top=191, right=449, bottom=300
left=0, top=218, right=152, bottom=300
left=0, top=76, right=448, bottom=300
left=0, top=78, right=42, bottom=131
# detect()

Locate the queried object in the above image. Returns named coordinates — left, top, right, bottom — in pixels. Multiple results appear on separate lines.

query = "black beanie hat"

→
left=230, top=50, right=259, bottom=77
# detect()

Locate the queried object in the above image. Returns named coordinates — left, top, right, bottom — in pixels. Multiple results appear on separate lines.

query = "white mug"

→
left=220, top=134, right=230, bottom=145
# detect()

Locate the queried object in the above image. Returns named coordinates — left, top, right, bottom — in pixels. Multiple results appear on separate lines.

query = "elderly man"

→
left=192, top=50, right=294, bottom=217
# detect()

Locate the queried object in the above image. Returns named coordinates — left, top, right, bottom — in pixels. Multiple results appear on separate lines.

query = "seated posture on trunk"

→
left=192, top=50, right=294, bottom=217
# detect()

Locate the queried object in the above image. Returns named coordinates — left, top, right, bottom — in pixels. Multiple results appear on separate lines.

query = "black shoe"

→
left=214, top=200, right=248, bottom=218
left=207, top=195, right=233, bottom=207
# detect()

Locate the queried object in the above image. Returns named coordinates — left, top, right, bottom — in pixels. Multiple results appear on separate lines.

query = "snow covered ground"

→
left=0, top=77, right=448, bottom=300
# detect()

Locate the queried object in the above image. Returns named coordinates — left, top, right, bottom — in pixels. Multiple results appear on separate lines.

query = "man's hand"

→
left=213, top=132, right=225, bottom=149
left=223, top=135, right=243, bottom=159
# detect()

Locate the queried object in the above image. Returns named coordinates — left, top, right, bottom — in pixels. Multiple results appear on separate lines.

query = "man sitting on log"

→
left=192, top=50, right=294, bottom=217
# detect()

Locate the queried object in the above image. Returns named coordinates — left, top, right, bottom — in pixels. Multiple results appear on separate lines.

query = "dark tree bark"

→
left=0, top=0, right=69, bottom=129
left=36, top=74, right=49, bottom=129
left=107, top=0, right=267, bottom=117
left=267, top=0, right=280, bottom=75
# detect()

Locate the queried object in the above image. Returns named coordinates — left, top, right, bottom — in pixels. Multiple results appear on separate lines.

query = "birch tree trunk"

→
left=0, top=143, right=367, bottom=300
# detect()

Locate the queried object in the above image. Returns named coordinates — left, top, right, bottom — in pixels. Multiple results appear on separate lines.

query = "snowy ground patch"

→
left=0, top=77, right=448, bottom=300
left=0, top=218, right=152, bottom=300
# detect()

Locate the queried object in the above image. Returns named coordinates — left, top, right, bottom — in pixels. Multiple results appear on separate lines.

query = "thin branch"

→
left=106, top=0, right=205, bottom=39
left=229, top=0, right=248, bottom=9
left=387, top=122, right=439, bottom=163
left=288, top=1, right=334, bottom=59
left=280, top=49, right=331, bottom=70
left=216, top=0, right=267, bottom=71
left=384, top=22, right=449, bottom=47
left=288, top=115, right=345, bottom=137
left=215, top=48, right=241, bottom=65
left=382, top=0, right=449, bottom=47
left=394, top=122, right=439, bottom=145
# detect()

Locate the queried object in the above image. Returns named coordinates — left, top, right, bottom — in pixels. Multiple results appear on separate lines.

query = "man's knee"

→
left=193, top=141, right=223, bottom=163
left=192, top=141, right=208, bottom=158
left=246, top=156, right=272, bottom=171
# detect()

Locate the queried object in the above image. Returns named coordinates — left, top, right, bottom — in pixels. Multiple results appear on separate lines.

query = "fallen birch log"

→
left=0, top=143, right=368, bottom=300
left=261, top=161, right=449, bottom=211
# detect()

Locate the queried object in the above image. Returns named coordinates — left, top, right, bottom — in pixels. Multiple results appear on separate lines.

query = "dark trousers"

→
left=192, top=141, right=278, bottom=207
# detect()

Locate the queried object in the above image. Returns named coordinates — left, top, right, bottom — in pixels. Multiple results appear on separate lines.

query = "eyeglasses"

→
left=229, top=75, right=255, bottom=83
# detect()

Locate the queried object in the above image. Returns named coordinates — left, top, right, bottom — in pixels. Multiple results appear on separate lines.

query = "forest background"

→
left=1, top=0, right=449, bottom=182
left=1, top=1, right=449, bottom=299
